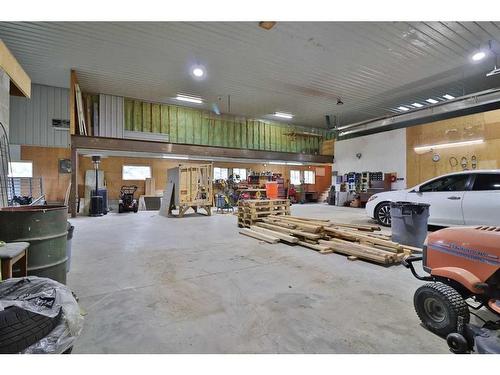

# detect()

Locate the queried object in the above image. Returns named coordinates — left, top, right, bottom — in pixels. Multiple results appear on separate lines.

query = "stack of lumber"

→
left=237, top=199, right=291, bottom=228
left=238, top=215, right=420, bottom=265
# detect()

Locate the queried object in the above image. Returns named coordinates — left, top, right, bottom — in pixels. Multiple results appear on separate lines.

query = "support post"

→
left=70, top=144, right=78, bottom=218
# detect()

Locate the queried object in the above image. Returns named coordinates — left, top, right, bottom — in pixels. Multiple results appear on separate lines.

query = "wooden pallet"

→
left=238, top=214, right=416, bottom=265
left=237, top=199, right=291, bottom=227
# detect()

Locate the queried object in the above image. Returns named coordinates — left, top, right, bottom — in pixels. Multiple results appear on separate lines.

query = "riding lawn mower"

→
left=118, top=185, right=138, bottom=213
left=404, top=226, right=500, bottom=354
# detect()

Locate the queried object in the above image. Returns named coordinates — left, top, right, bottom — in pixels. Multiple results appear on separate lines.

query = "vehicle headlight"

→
left=367, top=195, right=378, bottom=202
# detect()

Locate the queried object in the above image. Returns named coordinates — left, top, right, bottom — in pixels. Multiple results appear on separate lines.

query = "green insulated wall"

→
left=124, top=98, right=333, bottom=154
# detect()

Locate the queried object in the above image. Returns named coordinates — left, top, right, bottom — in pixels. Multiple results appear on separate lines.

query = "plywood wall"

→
left=78, top=156, right=332, bottom=200
left=406, top=109, right=500, bottom=187
left=20, top=145, right=71, bottom=202
left=21, top=145, right=332, bottom=204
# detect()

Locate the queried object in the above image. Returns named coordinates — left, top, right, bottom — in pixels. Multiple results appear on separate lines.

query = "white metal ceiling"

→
left=1, top=21, right=500, bottom=128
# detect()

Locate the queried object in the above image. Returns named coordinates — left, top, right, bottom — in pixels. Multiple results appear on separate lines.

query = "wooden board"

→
left=250, top=225, right=299, bottom=243
left=0, top=39, right=31, bottom=98
left=239, top=228, right=279, bottom=244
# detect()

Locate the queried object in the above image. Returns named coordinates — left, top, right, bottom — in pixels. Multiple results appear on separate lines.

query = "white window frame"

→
left=122, top=165, right=152, bottom=181
left=232, top=168, right=247, bottom=181
left=304, top=170, right=315, bottom=184
left=214, top=167, right=229, bottom=180
left=290, top=170, right=301, bottom=185
left=8, top=161, right=33, bottom=178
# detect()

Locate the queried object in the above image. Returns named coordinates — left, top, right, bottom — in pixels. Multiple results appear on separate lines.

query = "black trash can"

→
left=390, top=201, right=430, bottom=249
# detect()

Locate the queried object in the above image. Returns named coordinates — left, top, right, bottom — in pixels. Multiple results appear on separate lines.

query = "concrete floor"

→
left=67, top=204, right=450, bottom=353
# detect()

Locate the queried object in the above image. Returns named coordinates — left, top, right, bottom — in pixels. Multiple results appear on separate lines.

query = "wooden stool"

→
left=0, top=242, right=29, bottom=280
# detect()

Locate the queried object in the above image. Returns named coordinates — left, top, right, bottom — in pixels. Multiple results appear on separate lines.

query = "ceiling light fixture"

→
left=414, top=139, right=484, bottom=154
left=162, top=155, right=189, bottom=160
left=443, top=94, right=455, bottom=100
left=486, top=51, right=500, bottom=77
left=192, top=67, right=204, bottom=77
left=412, top=102, right=424, bottom=108
left=190, top=65, right=206, bottom=80
left=176, top=94, right=203, bottom=104
left=269, top=161, right=287, bottom=165
left=472, top=51, right=486, bottom=61
left=274, top=112, right=294, bottom=119
left=397, top=106, right=410, bottom=111
left=426, top=98, right=439, bottom=104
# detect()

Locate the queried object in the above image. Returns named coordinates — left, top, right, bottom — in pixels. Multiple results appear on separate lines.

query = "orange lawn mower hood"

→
left=403, top=226, right=500, bottom=353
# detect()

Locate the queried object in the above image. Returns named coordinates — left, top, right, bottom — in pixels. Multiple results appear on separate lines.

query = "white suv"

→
left=365, top=170, right=500, bottom=227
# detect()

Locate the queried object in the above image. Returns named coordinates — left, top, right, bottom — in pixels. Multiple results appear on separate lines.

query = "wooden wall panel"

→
left=407, top=108, right=500, bottom=187
left=77, top=156, right=332, bottom=202
left=20, top=145, right=71, bottom=203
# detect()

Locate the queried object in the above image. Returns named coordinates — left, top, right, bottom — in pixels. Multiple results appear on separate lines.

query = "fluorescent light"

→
left=472, top=51, right=486, bottom=61
left=162, top=155, right=189, bottom=160
left=412, top=103, right=424, bottom=108
left=443, top=94, right=455, bottom=100
left=397, top=106, right=410, bottom=111
left=268, top=161, right=303, bottom=166
left=414, top=139, right=484, bottom=154
left=426, top=98, right=439, bottom=104
left=274, top=112, right=293, bottom=119
left=176, top=94, right=203, bottom=104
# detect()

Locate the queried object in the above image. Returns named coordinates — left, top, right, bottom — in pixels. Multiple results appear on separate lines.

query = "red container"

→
left=265, top=181, right=278, bottom=199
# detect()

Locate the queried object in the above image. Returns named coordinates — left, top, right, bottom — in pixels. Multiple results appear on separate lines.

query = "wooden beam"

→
left=71, top=135, right=333, bottom=164
left=0, top=39, right=31, bottom=98
left=69, top=70, right=78, bottom=136
left=70, top=145, right=78, bottom=218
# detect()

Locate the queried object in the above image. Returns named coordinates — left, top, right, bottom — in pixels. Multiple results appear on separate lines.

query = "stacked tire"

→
left=0, top=306, right=62, bottom=354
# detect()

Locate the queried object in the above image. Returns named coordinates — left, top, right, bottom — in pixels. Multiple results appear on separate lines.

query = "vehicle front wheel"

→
left=414, top=282, right=469, bottom=337
left=375, top=202, right=391, bottom=227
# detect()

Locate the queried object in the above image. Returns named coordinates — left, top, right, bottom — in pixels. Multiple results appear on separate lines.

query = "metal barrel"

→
left=0, top=205, right=68, bottom=284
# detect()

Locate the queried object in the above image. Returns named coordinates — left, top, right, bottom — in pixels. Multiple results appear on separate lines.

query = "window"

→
left=122, top=165, right=151, bottom=180
left=8, top=161, right=33, bottom=178
left=419, top=174, right=469, bottom=192
left=232, top=168, right=247, bottom=181
left=472, top=173, right=500, bottom=191
left=304, top=170, right=315, bottom=184
left=214, top=167, right=229, bottom=180
left=290, top=170, right=301, bottom=185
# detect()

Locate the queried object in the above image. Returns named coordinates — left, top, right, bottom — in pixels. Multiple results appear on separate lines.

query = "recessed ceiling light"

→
left=397, top=106, right=410, bottom=111
left=472, top=51, right=486, bottom=61
left=412, top=102, right=424, bottom=108
left=176, top=94, right=203, bottom=104
left=426, top=98, right=439, bottom=104
left=443, top=94, right=455, bottom=100
left=192, top=67, right=204, bottom=77
left=274, top=112, right=293, bottom=119
left=190, top=65, right=206, bottom=79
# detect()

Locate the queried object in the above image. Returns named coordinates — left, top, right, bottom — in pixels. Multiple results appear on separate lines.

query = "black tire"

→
left=0, top=306, right=62, bottom=354
left=118, top=204, right=123, bottom=213
left=375, top=202, right=391, bottom=227
left=133, top=205, right=138, bottom=213
left=414, top=282, right=470, bottom=337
